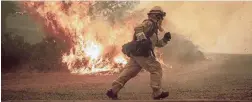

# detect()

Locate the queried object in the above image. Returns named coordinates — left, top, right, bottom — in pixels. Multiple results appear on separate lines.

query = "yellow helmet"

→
left=148, top=6, right=166, bottom=17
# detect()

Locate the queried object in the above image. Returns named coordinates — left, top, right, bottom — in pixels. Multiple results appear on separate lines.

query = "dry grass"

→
left=2, top=54, right=252, bottom=100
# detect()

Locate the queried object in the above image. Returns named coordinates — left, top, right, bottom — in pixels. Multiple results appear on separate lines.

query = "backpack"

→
left=122, top=19, right=158, bottom=57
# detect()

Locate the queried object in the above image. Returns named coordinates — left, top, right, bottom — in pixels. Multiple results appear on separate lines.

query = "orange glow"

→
left=22, top=1, right=167, bottom=74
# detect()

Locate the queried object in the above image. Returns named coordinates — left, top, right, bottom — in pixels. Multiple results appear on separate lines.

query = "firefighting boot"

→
left=153, top=91, right=169, bottom=100
left=106, top=89, right=119, bottom=100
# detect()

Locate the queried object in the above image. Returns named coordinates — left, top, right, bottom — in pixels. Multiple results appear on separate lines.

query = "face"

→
left=156, top=14, right=164, bottom=21
left=149, top=13, right=165, bottom=31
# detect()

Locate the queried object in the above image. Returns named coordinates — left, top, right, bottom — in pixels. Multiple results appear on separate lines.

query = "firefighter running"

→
left=107, top=6, right=172, bottom=100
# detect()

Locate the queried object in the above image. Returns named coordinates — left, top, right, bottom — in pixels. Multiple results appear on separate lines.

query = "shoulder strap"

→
left=143, top=19, right=158, bottom=58
left=144, top=19, right=159, bottom=44
left=143, top=19, right=158, bottom=38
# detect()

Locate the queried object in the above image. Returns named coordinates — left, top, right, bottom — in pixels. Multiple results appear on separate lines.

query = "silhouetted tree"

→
left=89, top=1, right=139, bottom=24
left=26, top=36, right=69, bottom=72
left=1, top=33, right=32, bottom=72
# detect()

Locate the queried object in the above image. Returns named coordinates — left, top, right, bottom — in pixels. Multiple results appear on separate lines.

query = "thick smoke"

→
left=133, top=1, right=252, bottom=54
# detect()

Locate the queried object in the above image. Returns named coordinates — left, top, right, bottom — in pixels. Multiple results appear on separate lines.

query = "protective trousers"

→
left=111, top=55, right=163, bottom=97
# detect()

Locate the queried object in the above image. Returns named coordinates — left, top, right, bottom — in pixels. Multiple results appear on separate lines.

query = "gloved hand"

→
left=163, top=32, right=171, bottom=42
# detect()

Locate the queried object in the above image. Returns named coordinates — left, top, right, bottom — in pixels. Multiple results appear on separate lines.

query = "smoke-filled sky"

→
left=5, top=1, right=252, bottom=54
left=133, top=1, right=252, bottom=54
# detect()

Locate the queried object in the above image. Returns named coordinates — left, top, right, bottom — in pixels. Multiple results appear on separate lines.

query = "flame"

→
left=21, top=1, right=135, bottom=74
left=21, top=1, right=167, bottom=75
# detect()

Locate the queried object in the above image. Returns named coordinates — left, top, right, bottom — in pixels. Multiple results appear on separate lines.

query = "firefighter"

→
left=106, top=6, right=171, bottom=100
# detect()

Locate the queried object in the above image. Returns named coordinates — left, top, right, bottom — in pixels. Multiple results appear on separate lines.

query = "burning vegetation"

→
left=2, top=1, right=205, bottom=74
left=21, top=1, right=142, bottom=74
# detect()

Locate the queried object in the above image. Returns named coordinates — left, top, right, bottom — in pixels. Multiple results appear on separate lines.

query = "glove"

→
left=163, top=32, right=171, bottom=42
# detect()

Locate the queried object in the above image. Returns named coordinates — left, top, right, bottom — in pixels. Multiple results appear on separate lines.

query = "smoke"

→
left=133, top=1, right=252, bottom=54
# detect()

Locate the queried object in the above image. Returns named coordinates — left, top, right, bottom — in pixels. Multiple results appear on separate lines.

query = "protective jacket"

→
left=122, top=19, right=167, bottom=57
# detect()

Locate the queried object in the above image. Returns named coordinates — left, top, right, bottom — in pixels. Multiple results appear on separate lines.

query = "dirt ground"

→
left=2, top=54, right=252, bottom=101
